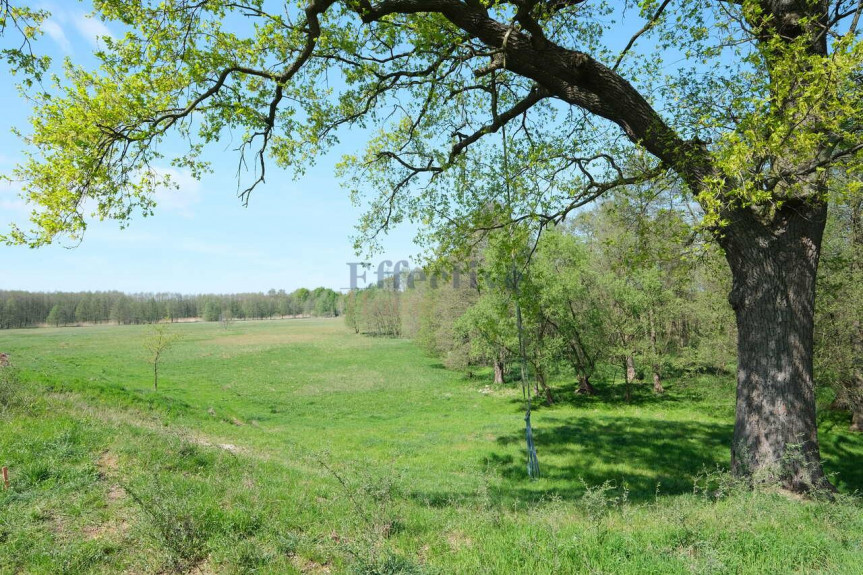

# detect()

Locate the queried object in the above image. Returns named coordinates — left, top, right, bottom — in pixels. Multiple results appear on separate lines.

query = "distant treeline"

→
left=0, top=287, right=342, bottom=328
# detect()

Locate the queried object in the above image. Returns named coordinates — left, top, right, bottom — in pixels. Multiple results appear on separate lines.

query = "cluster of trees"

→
left=344, top=288, right=402, bottom=337
left=347, top=191, right=735, bottom=396
left=816, top=196, right=863, bottom=431
left=0, top=287, right=342, bottom=328
left=347, top=189, right=862, bottom=433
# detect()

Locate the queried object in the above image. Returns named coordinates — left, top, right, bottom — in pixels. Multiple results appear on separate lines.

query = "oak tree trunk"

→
left=652, top=372, right=664, bottom=395
left=493, top=352, right=505, bottom=384
left=625, top=355, right=636, bottom=384
left=722, top=202, right=831, bottom=491
left=576, top=373, right=596, bottom=396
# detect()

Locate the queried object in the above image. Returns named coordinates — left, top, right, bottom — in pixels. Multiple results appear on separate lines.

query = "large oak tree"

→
left=4, top=0, right=863, bottom=491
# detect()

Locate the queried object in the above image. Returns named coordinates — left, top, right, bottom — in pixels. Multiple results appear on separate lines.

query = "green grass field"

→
left=1, top=318, right=862, bottom=574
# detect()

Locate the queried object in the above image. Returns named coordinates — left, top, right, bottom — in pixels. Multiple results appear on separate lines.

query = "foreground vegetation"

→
left=1, top=319, right=862, bottom=574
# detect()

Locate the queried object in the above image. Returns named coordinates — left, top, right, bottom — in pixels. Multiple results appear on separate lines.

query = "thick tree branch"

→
left=358, top=0, right=710, bottom=191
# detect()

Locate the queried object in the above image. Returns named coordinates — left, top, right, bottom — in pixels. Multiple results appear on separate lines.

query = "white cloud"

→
left=72, top=14, right=113, bottom=48
left=3, top=166, right=203, bottom=229
left=42, top=19, right=72, bottom=53
left=40, top=10, right=114, bottom=54
left=150, top=166, right=203, bottom=218
left=0, top=180, right=28, bottom=229
left=0, top=199, right=26, bottom=213
left=179, top=240, right=261, bottom=260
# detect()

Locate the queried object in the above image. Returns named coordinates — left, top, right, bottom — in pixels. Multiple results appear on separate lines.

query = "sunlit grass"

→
left=1, top=319, right=861, bottom=573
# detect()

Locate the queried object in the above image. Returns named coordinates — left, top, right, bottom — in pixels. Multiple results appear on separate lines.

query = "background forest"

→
left=0, top=287, right=342, bottom=327
left=346, top=187, right=863, bottom=431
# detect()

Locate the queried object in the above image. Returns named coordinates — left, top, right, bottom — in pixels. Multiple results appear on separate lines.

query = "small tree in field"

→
left=219, top=310, right=235, bottom=330
left=144, top=322, right=182, bottom=391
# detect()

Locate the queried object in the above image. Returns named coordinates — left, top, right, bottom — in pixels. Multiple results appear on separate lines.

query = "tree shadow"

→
left=491, top=415, right=732, bottom=502
left=817, top=409, right=863, bottom=493
left=407, top=415, right=733, bottom=508
left=407, top=408, right=863, bottom=508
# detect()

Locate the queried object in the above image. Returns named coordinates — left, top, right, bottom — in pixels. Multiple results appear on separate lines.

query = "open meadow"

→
left=1, top=318, right=862, bottom=574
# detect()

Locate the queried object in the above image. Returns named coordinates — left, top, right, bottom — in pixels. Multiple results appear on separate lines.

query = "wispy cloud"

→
left=0, top=180, right=28, bottom=229
left=179, top=240, right=262, bottom=260
left=40, top=9, right=114, bottom=54
left=150, top=166, right=203, bottom=218
left=0, top=198, right=26, bottom=211
left=72, top=14, right=113, bottom=49
left=42, top=19, right=71, bottom=53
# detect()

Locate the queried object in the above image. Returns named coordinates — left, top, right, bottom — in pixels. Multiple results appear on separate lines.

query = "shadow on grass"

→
left=409, top=409, right=863, bottom=508
left=492, top=415, right=732, bottom=502
left=409, top=415, right=733, bottom=507
left=818, top=408, right=863, bottom=493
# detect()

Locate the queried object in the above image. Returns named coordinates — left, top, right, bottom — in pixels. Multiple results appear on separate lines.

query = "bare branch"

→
left=448, top=85, right=549, bottom=162
left=612, top=0, right=673, bottom=72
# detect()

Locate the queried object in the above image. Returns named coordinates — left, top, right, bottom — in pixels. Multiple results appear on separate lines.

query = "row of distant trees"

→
left=0, top=287, right=342, bottom=328
left=345, top=189, right=862, bottom=429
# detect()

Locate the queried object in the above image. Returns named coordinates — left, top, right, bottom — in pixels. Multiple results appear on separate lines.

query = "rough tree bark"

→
left=576, top=373, right=596, bottom=396
left=493, top=351, right=505, bottom=384
left=722, top=201, right=831, bottom=490
left=625, top=354, right=637, bottom=384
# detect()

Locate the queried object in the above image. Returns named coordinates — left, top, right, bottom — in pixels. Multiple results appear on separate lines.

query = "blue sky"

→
left=0, top=2, right=420, bottom=294
left=0, top=1, right=686, bottom=295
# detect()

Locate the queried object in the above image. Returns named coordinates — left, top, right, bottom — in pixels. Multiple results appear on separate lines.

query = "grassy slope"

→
left=0, top=319, right=861, bottom=574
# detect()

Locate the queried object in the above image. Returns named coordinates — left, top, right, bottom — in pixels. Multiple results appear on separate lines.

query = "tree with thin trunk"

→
left=533, top=228, right=606, bottom=396
left=493, top=350, right=507, bottom=385
left=647, top=307, right=664, bottom=394
left=144, top=322, right=182, bottom=391
left=5, top=0, right=863, bottom=492
left=816, top=193, right=863, bottom=432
